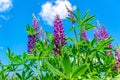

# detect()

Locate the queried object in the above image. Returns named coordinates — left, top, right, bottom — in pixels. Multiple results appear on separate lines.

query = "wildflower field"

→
left=0, top=1, right=120, bottom=80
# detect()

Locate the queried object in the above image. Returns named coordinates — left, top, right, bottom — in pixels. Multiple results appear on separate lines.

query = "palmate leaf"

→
left=46, top=61, right=68, bottom=79
left=61, top=53, right=71, bottom=77
left=71, top=64, right=88, bottom=78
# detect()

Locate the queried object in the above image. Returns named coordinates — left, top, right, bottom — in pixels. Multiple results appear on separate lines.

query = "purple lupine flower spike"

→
left=95, top=21, right=109, bottom=40
left=114, top=47, right=120, bottom=70
left=28, top=14, right=39, bottom=53
left=53, top=14, right=66, bottom=55
left=94, top=21, right=112, bottom=54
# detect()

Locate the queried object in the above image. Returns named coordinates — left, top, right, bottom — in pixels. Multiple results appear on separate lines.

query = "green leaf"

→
left=82, top=9, right=90, bottom=21
left=22, top=71, right=25, bottom=80
left=6, top=48, right=11, bottom=59
left=16, top=73, right=22, bottom=80
left=77, top=8, right=81, bottom=19
left=66, top=37, right=75, bottom=43
left=46, top=32, right=54, bottom=42
left=91, top=38, right=97, bottom=47
left=46, top=61, right=68, bottom=79
left=71, top=11, right=79, bottom=20
left=113, top=74, right=120, bottom=80
left=66, top=17, right=77, bottom=22
left=62, top=53, right=71, bottom=77
left=96, top=37, right=113, bottom=51
left=26, top=24, right=37, bottom=35
left=68, top=26, right=76, bottom=32
left=83, top=15, right=95, bottom=23
left=83, top=77, right=101, bottom=80
left=72, top=64, right=88, bottom=78
left=48, top=40, right=54, bottom=53
left=85, top=24, right=95, bottom=31
left=26, top=71, right=33, bottom=79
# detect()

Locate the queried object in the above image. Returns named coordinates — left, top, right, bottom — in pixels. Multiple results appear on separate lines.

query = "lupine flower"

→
left=53, top=14, right=66, bottom=55
left=94, top=21, right=112, bottom=54
left=114, top=65, right=118, bottom=70
left=94, top=21, right=109, bottom=40
left=28, top=15, right=39, bottom=53
left=28, top=35, right=37, bottom=53
left=81, top=30, right=88, bottom=41
left=114, top=48, right=120, bottom=70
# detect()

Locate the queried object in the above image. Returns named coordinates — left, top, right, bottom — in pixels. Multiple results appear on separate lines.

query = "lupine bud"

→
left=65, top=5, right=75, bottom=24
left=114, top=65, right=118, bottom=70
left=81, top=30, right=88, bottom=41
left=53, top=14, right=66, bottom=55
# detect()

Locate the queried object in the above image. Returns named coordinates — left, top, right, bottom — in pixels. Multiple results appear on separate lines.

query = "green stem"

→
left=77, top=53, right=80, bottom=66
left=72, top=24, right=78, bottom=42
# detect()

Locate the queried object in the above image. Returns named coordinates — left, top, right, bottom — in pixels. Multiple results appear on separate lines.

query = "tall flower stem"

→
left=77, top=53, right=80, bottom=66
left=72, top=24, right=78, bottom=42
left=65, top=5, right=78, bottom=42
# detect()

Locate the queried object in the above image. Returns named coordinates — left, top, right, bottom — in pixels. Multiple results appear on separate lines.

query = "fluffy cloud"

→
left=0, top=0, right=12, bottom=12
left=0, top=15, right=9, bottom=20
left=39, top=0, right=76, bottom=26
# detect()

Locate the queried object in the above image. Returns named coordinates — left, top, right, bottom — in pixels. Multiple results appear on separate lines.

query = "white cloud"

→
left=0, top=15, right=9, bottom=20
left=0, top=0, right=12, bottom=12
left=39, top=0, right=76, bottom=26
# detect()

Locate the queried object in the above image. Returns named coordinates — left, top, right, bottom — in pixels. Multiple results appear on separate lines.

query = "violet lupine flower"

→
left=115, top=48, right=120, bottom=61
left=94, top=28, right=102, bottom=41
left=113, top=48, right=120, bottom=70
left=94, top=27, right=109, bottom=41
left=114, top=65, right=118, bottom=70
left=81, top=30, right=88, bottom=41
left=94, top=21, right=109, bottom=41
left=32, top=18, right=39, bottom=39
left=94, top=21, right=112, bottom=54
left=28, top=17, right=39, bottom=53
left=53, top=14, right=66, bottom=55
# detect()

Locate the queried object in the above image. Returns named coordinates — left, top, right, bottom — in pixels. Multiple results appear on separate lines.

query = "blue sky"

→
left=0, top=0, right=120, bottom=64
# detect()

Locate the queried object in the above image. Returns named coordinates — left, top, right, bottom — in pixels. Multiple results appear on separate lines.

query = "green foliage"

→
left=26, top=24, right=37, bottom=35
